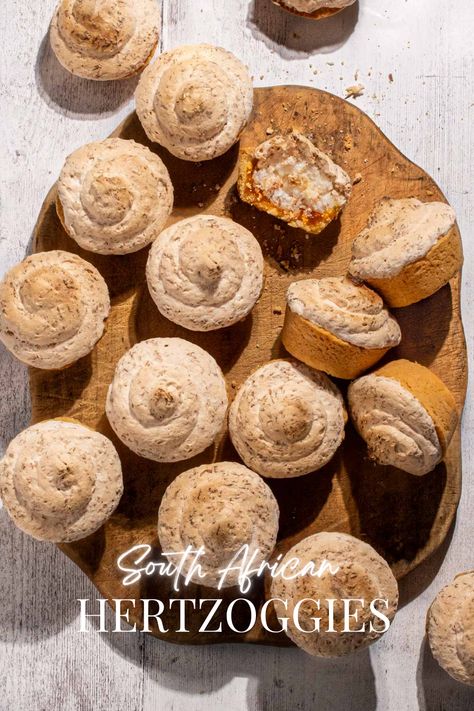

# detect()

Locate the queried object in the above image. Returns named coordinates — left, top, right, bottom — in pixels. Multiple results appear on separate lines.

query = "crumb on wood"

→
left=343, top=134, right=353, bottom=151
left=352, top=173, right=363, bottom=185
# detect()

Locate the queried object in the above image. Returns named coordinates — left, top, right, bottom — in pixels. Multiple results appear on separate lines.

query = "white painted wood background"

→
left=0, top=0, right=473, bottom=709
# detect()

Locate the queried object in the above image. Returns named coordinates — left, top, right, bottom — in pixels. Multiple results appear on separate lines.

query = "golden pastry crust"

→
left=271, top=532, right=399, bottom=657
left=348, top=360, right=458, bottom=476
left=49, top=0, right=160, bottom=81
left=427, top=571, right=474, bottom=686
left=0, top=250, right=110, bottom=370
left=146, top=215, right=263, bottom=331
left=272, top=0, right=355, bottom=19
left=229, top=359, right=346, bottom=478
left=158, top=461, right=279, bottom=588
left=57, top=138, right=173, bottom=255
left=106, top=338, right=228, bottom=462
left=281, top=277, right=401, bottom=379
left=0, top=420, right=123, bottom=542
left=238, top=133, right=351, bottom=235
left=135, top=44, right=254, bottom=162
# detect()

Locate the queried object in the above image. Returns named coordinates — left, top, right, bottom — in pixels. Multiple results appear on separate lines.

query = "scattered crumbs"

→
left=354, top=69, right=360, bottom=81
left=388, top=73, right=394, bottom=83
left=326, top=61, right=334, bottom=66
left=214, top=183, right=221, bottom=191
left=273, top=308, right=282, bottom=316
left=343, top=134, right=353, bottom=151
left=197, top=202, right=204, bottom=208
left=345, top=83, right=365, bottom=99
left=352, top=173, right=363, bottom=185
left=426, top=190, right=434, bottom=196
left=266, top=126, right=274, bottom=135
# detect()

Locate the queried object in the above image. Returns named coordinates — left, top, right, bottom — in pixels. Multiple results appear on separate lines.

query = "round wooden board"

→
left=30, top=86, right=467, bottom=646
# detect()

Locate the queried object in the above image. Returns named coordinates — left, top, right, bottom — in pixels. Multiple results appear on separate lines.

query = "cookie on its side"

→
left=135, top=44, right=253, bottom=162
left=50, top=0, right=161, bottom=80
left=238, top=133, right=351, bottom=235
left=427, top=571, right=474, bottom=686
left=0, top=420, right=123, bottom=542
left=158, top=461, right=279, bottom=588
left=229, top=360, right=346, bottom=478
left=348, top=359, right=458, bottom=476
left=0, top=250, right=110, bottom=369
left=271, top=532, right=399, bottom=657
left=147, top=215, right=263, bottom=331
left=57, top=138, right=173, bottom=255
left=106, top=338, right=228, bottom=462
left=349, top=198, right=462, bottom=307
left=281, top=276, right=401, bottom=379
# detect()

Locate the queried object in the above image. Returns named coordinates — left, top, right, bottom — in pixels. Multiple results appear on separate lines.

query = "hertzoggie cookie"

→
left=238, top=133, right=351, bottom=235
left=158, top=461, right=279, bottom=588
left=271, top=532, right=399, bottom=657
left=146, top=215, right=263, bottom=331
left=281, top=276, right=401, bottom=379
left=427, top=571, right=474, bottom=686
left=273, top=0, right=356, bottom=19
left=0, top=420, right=123, bottom=542
left=135, top=44, right=253, bottom=162
left=349, top=198, right=462, bottom=307
left=49, top=0, right=161, bottom=80
left=57, top=138, right=173, bottom=255
left=348, top=359, right=458, bottom=476
left=106, top=338, right=228, bottom=462
left=229, top=360, right=345, bottom=478
left=0, top=250, right=110, bottom=369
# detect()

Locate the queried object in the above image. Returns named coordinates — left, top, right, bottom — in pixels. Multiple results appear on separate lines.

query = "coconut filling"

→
left=252, top=153, right=345, bottom=220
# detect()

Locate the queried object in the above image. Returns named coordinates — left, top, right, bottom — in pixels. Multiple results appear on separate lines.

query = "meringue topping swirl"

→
left=0, top=250, right=110, bottom=369
left=229, top=360, right=346, bottom=478
left=348, top=374, right=442, bottom=476
left=158, top=462, right=279, bottom=587
left=349, top=198, right=456, bottom=280
left=0, top=421, right=123, bottom=542
left=58, top=138, right=173, bottom=255
left=146, top=215, right=263, bottom=331
left=50, top=0, right=160, bottom=80
left=135, top=44, right=254, bottom=162
left=287, top=276, right=401, bottom=349
left=106, top=338, right=228, bottom=462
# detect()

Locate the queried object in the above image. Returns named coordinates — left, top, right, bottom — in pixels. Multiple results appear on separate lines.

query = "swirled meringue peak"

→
left=0, top=250, right=110, bottom=369
left=106, top=338, right=228, bottom=462
left=287, top=276, right=401, bottom=349
left=146, top=215, right=263, bottom=331
left=57, top=138, right=173, bottom=255
left=229, top=360, right=346, bottom=478
left=158, top=461, right=279, bottom=588
left=427, top=571, right=474, bottom=686
left=50, top=0, right=160, bottom=80
left=135, top=44, right=254, bottom=162
left=271, top=532, right=398, bottom=657
left=0, top=420, right=123, bottom=542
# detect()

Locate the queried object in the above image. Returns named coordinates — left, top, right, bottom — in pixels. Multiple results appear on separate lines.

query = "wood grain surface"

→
left=30, top=85, right=467, bottom=645
left=2, top=1, right=474, bottom=710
